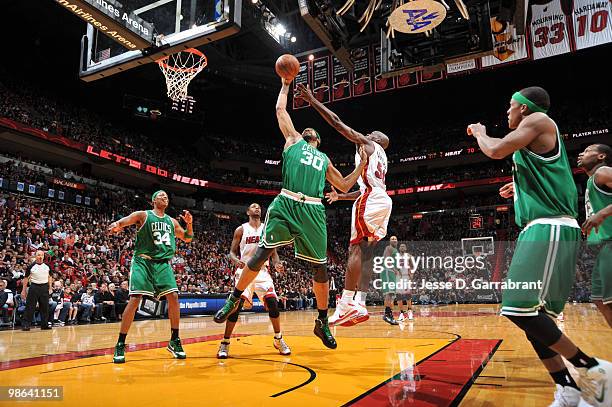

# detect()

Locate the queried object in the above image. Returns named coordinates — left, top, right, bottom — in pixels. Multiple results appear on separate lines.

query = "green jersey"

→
left=512, top=127, right=578, bottom=228
left=134, top=210, right=176, bottom=260
left=586, top=168, right=612, bottom=242
left=282, top=139, right=329, bottom=198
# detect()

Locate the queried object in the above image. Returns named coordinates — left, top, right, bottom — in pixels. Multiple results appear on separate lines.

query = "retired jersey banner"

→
left=481, top=18, right=530, bottom=67
left=373, top=45, right=395, bottom=92
left=312, top=56, right=331, bottom=104
left=446, top=59, right=478, bottom=75
left=420, top=70, right=445, bottom=82
left=530, top=0, right=572, bottom=59
left=396, top=72, right=419, bottom=87
left=352, top=47, right=372, bottom=97
left=331, top=56, right=352, bottom=101
left=292, top=60, right=311, bottom=109
left=572, top=0, right=612, bottom=50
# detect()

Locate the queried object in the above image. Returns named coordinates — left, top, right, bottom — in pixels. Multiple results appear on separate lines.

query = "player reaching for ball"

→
left=296, top=83, right=392, bottom=327
left=213, top=72, right=369, bottom=350
left=107, top=190, right=194, bottom=363
left=467, top=87, right=612, bottom=406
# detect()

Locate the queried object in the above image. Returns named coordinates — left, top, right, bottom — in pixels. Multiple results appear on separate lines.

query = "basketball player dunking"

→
left=108, top=190, right=193, bottom=363
left=214, top=78, right=368, bottom=350
left=297, top=83, right=392, bottom=327
left=578, top=144, right=612, bottom=328
left=217, top=203, right=290, bottom=358
left=468, top=87, right=611, bottom=406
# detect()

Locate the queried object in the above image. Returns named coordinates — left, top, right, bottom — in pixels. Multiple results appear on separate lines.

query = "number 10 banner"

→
left=572, top=0, right=612, bottom=50
left=530, top=0, right=572, bottom=59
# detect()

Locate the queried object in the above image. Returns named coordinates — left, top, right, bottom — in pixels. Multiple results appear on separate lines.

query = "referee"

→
left=21, top=250, right=52, bottom=331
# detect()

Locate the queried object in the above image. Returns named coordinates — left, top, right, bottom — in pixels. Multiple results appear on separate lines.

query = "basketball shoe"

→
left=383, top=312, right=399, bottom=325
left=549, top=384, right=581, bottom=407
left=340, top=303, right=369, bottom=327
left=273, top=336, right=291, bottom=355
left=217, top=340, right=230, bottom=359
left=167, top=338, right=186, bottom=359
left=408, top=310, right=414, bottom=320
left=578, top=358, right=612, bottom=407
left=313, top=318, right=337, bottom=349
left=113, top=342, right=126, bottom=363
left=329, top=301, right=359, bottom=326
left=214, top=294, right=241, bottom=323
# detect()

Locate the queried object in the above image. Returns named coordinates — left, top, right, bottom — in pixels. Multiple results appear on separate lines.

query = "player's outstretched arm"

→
left=467, top=113, right=548, bottom=159
left=325, top=186, right=361, bottom=203
left=276, top=78, right=302, bottom=150
left=173, top=210, right=194, bottom=242
left=108, top=211, right=147, bottom=234
left=228, top=226, right=245, bottom=268
left=582, top=166, right=612, bottom=235
left=297, top=83, right=373, bottom=151
left=326, top=147, right=368, bottom=193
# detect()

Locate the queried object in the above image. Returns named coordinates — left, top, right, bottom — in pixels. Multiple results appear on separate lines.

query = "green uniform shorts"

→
left=129, top=255, right=178, bottom=298
left=260, top=194, right=327, bottom=264
left=591, top=242, right=612, bottom=304
left=501, top=222, right=580, bottom=317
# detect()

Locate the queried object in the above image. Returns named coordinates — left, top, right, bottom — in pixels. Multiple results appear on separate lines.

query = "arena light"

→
left=275, top=24, right=287, bottom=36
left=251, top=0, right=258, bottom=3
left=291, top=36, right=296, bottom=43
left=308, top=54, right=314, bottom=60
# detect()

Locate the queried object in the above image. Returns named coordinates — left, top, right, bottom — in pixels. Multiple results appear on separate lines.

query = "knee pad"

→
left=526, top=332, right=558, bottom=360
left=246, top=247, right=275, bottom=271
left=505, top=311, right=562, bottom=347
left=312, top=263, right=328, bottom=283
left=265, top=297, right=280, bottom=318
left=227, top=299, right=244, bottom=323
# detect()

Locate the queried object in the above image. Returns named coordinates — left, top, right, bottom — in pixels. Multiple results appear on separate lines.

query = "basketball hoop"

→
left=157, top=48, right=207, bottom=102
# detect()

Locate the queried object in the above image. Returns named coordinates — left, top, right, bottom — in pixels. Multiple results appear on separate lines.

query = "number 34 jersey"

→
left=134, top=210, right=176, bottom=261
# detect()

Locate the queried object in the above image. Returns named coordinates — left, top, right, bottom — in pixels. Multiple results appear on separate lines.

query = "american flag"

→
left=97, top=48, right=111, bottom=61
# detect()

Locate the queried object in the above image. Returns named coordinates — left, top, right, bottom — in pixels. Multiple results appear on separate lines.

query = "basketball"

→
left=275, top=54, right=300, bottom=81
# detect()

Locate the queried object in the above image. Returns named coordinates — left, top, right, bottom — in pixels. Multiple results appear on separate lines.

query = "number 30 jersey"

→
left=282, top=139, right=329, bottom=198
left=134, top=210, right=176, bottom=261
left=355, top=142, right=388, bottom=192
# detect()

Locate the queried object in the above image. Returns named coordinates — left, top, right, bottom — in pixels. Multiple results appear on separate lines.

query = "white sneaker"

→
left=329, top=301, right=359, bottom=326
left=273, top=337, right=291, bottom=355
left=558, top=312, right=565, bottom=322
left=407, top=310, right=414, bottom=320
left=342, top=303, right=369, bottom=326
left=578, top=359, right=612, bottom=407
left=549, top=384, right=581, bottom=407
left=217, top=340, right=230, bottom=359
left=398, top=312, right=405, bottom=322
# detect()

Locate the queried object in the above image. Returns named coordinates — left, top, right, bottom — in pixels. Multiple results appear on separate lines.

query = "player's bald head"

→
left=369, top=131, right=389, bottom=149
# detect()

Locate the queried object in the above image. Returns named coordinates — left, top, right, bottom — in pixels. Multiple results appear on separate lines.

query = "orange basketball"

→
left=275, top=54, right=300, bottom=81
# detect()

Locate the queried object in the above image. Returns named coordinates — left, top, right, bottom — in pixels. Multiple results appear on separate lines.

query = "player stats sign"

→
left=293, top=60, right=311, bottom=110
left=312, top=56, right=331, bottom=104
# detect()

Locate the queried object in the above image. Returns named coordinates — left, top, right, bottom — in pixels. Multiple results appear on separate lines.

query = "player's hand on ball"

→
left=582, top=212, right=604, bottom=236
left=467, top=123, right=486, bottom=137
left=108, top=222, right=122, bottom=234
left=325, top=186, right=339, bottom=203
left=281, top=77, right=292, bottom=87
left=296, top=83, right=314, bottom=101
left=180, top=210, right=193, bottom=225
left=275, top=262, right=285, bottom=273
left=499, top=182, right=514, bottom=198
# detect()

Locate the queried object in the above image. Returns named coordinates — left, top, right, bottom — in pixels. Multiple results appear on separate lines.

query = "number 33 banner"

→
left=530, top=0, right=572, bottom=59
left=572, top=0, right=612, bottom=50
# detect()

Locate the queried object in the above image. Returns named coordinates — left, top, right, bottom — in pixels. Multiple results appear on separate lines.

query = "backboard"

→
left=79, top=0, right=241, bottom=81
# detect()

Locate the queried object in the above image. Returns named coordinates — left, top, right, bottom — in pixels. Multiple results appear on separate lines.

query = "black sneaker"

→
left=313, top=318, right=337, bottom=349
left=213, top=294, right=241, bottom=323
left=383, top=314, right=399, bottom=325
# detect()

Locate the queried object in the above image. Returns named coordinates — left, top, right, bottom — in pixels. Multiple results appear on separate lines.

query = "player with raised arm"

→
left=217, top=203, right=290, bottom=358
left=213, top=78, right=368, bottom=350
left=468, top=87, right=611, bottom=407
left=107, top=190, right=193, bottom=363
left=296, top=83, right=392, bottom=327
left=578, top=144, right=612, bottom=328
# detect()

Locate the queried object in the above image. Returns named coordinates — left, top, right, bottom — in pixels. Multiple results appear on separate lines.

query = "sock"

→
left=171, top=328, right=179, bottom=340
left=550, top=369, right=580, bottom=390
left=274, top=332, right=282, bottom=339
left=385, top=306, right=392, bottom=316
left=341, top=289, right=355, bottom=303
left=356, top=291, right=366, bottom=306
left=567, top=349, right=598, bottom=369
left=221, top=338, right=230, bottom=344
left=118, top=333, right=127, bottom=343
left=318, top=309, right=328, bottom=321
left=232, top=288, right=244, bottom=299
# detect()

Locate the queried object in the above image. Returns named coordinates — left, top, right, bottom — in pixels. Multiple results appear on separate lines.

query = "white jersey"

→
left=239, top=222, right=269, bottom=271
left=572, top=0, right=612, bottom=50
left=355, top=142, right=388, bottom=192
left=236, top=222, right=275, bottom=303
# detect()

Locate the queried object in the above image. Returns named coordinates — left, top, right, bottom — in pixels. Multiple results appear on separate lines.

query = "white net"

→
left=157, top=48, right=207, bottom=102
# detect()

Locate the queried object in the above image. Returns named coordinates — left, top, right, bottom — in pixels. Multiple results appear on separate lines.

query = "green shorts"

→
left=129, top=256, right=178, bottom=298
left=380, top=269, right=397, bottom=295
left=260, top=194, right=327, bottom=264
left=591, top=242, right=612, bottom=304
left=501, top=222, right=580, bottom=317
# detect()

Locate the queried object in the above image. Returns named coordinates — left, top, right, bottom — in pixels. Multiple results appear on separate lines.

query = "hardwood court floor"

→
left=1, top=304, right=610, bottom=406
